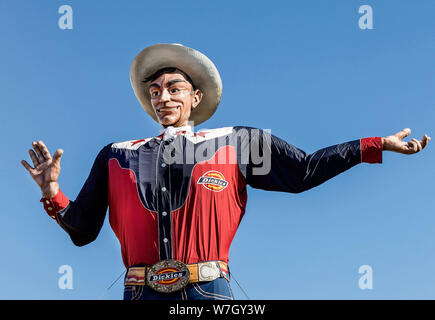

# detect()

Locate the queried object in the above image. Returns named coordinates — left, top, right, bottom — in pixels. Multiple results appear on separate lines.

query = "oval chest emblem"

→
left=197, top=171, right=228, bottom=192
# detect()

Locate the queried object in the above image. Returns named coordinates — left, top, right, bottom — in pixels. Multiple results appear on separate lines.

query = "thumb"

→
left=395, top=128, right=411, bottom=140
left=53, top=149, right=64, bottom=165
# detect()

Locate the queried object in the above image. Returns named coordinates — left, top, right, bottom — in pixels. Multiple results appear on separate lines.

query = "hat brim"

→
left=130, top=43, right=222, bottom=126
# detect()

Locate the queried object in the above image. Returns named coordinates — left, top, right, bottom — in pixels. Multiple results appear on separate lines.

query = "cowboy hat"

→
left=130, top=43, right=222, bottom=126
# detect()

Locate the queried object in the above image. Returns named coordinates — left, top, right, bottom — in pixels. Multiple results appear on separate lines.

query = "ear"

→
left=191, top=89, right=203, bottom=110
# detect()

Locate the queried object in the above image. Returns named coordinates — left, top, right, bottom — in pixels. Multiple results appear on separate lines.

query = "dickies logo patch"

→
left=197, top=171, right=228, bottom=192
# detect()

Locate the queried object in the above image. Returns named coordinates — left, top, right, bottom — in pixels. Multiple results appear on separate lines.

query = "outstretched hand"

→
left=382, top=128, right=431, bottom=154
left=21, top=140, right=64, bottom=198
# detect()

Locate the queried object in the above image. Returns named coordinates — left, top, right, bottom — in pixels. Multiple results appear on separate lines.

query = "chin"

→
left=159, top=117, right=179, bottom=127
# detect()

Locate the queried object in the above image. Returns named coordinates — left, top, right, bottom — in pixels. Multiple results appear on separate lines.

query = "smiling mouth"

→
left=157, top=106, right=179, bottom=112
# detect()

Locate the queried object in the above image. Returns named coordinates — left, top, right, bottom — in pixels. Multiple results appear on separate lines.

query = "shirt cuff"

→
left=40, top=189, right=70, bottom=220
left=360, top=137, right=383, bottom=164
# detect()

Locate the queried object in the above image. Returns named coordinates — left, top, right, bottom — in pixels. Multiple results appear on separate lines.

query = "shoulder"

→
left=231, top=126, right=273, bottom=139
left=194, top=126, right=234, bottom=140
left=232, top=126, right=268, bottom=134
left=194, top=126, right=266, bottom=138
left=110, top=137, right=155, bottom=150
left=197, top=126, right=274, bottom=141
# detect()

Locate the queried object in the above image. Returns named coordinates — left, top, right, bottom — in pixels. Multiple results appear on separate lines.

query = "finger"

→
left=411, top=138, right=422, bottom=152
left=21, top=159, right=34, bottom=173
left=395, top=128, right=411, bottom=140
left=28, top=149, right=40, bottom=166
left=52, top=149, right=64, bottom=166
left=37, top=140, right=52, bottom=160
left=421, top=135, right=430, bottom=149
left=407, top=140, right=419, bottom=153
left=32, top=141, right=46, bottom=162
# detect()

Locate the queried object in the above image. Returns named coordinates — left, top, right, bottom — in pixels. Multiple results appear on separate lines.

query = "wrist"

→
left=382, top=137, right=392, bottom=151
left=41, top=182, right=59, bottom=199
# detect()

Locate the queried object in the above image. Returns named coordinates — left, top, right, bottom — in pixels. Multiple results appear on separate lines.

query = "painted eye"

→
left=151, top=91, right=159, bottom=97
left=170, top=88, right=180, bottom=94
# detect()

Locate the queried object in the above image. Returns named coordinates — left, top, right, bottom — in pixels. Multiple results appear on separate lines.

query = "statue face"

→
left=149, top=71, right=202, bottom=127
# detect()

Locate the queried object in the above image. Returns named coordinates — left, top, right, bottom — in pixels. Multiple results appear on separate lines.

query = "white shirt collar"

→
left=158, top=125, right=194, bottom=141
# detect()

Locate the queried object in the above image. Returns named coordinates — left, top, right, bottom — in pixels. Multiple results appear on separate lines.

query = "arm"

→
left=22, top=141, right=111, bottom=246
left=52, top=145, right=111, bottom=246
left=235, top=127, right=430, bottom=194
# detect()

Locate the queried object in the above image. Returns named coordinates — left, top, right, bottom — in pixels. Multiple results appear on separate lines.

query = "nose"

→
left=160, top=88, right=171, bottom=102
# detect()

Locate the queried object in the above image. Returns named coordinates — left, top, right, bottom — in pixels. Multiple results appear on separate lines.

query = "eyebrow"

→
left=149, top=79, right=187, bottom=89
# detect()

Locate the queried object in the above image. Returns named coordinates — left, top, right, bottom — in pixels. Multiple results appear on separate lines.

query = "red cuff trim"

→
left=40, top=189, right=70, bottom=220
left=361, top=137, right=383, bottom=164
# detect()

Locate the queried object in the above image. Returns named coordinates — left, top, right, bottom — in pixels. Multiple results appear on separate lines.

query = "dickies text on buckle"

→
left=146, top=259, right=190, bottom=293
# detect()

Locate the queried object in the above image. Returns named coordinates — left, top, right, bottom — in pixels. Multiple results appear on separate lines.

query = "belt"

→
left=125, top=260, right=229, bottom=288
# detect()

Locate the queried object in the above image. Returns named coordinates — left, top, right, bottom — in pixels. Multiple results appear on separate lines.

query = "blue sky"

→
left=1, top=0, right=434, bottom=299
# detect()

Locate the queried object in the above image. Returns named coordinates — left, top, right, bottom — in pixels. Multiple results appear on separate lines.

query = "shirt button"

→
left=162, top=211, right=167, bottom=216
left=163, top=238, right=169, bottom=243
left=45, top=200, right=50, bottom=204
left=161, top=163, right=166, bottom=168
left=47, top=207, right=53, bottom=211
left=161, top=187, right=167, bottom=192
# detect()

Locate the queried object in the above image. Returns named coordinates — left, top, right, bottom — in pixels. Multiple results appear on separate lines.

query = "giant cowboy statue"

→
left=21, top=44, right=431, bottom=300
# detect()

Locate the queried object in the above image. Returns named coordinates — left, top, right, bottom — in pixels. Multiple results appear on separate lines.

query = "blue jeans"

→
left=123, top=277, right=234, bottom=300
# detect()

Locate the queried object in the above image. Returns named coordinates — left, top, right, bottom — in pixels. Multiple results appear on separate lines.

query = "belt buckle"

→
left=146, top=259, right=190, bottom=293
left=198, top=261, right=221, bottom=282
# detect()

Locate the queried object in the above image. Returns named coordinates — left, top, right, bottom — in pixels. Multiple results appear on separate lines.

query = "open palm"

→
left=383, top=128, right=431, bottom=154
left=21, top=140, right=63, bottom=198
